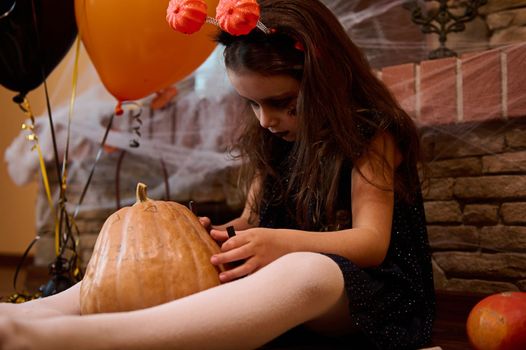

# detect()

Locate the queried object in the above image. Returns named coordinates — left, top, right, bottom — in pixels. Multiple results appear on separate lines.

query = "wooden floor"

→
left=1, top=258, right=483, bottom=349
left=432, top=292, right=482, bottom=349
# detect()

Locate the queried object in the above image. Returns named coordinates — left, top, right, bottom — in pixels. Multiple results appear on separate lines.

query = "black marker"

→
left=225, top=226, right=244, bottom=267
left=226, top=225, right=236, bottom=238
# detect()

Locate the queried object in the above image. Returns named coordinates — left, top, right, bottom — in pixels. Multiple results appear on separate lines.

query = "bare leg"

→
left=0, top=282, right=81, bottom=319
left=1, top=252, right=349, bottom=350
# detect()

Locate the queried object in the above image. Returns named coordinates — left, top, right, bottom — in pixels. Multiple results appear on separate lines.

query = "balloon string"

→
left=41, top=66, right=80, bottom=260
left=18, top=104, right=53, bottom=209
left=47, top=36, right=81, bottom=259
left=73, top=112, right=115, bottom=218
left=42, top=76, right=69, bottom=257
left=115, top=150, right=127, bottom=210
left=60, top=36, right=81, bottom=211
left=12, top=235, right=40, bottom=293
left=30, top=0, right=66, bottom=256
left=57, top=210, right=82, bottom=282
left=18, top=100, right=60, bottom=256
left=30, top=0, right=62, bottom=184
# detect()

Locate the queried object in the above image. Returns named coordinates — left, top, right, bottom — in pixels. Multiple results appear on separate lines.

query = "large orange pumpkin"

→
left=80, top=183, right=223, bottom=314
left=466, top=291, right=526, bottom=350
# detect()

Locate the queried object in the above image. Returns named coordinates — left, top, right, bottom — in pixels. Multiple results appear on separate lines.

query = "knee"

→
left=273, top=252, right=345, bottom=304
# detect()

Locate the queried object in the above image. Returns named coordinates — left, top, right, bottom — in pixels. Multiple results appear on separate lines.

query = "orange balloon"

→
left=75, top=0, right=218, bottom=102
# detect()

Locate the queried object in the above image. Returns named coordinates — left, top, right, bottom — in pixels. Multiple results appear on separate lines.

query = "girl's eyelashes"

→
left=269, top=97, right=295, bottom=109
left=245, top=97, right=297, bottom=113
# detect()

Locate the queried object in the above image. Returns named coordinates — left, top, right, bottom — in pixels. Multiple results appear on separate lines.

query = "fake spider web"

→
left=4, top=0, right=520, bottom=234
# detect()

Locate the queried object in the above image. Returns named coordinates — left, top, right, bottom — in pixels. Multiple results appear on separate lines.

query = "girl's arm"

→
left=0, top=282, right=81, bottom=319
left=212, top=132, right=402, bottom=281
left=290, top=131, right=402, bottom=266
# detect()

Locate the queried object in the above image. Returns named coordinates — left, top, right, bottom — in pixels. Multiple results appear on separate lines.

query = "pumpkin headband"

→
left=166, top=0, right=270, bottom=36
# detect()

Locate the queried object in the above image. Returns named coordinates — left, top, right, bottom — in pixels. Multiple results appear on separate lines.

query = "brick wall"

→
left=481, top=0, right=526, bottom=47
left=420, top=120, right=526, bottom=294
left=379, top=42, right=526, bottom=125
left=379, top=42, right=526, bottom=294
left=32, top=37, right=526, bottom=294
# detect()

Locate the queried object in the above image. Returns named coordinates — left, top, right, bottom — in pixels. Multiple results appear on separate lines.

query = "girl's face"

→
left=227, top=69, right=299, bottom=142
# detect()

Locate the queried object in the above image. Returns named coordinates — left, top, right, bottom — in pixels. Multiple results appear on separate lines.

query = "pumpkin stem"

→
left=136, top=183, right=149, bottom=203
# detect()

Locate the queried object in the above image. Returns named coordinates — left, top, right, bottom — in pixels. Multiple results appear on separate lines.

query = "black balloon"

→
left=0, top=0, right=77, bottom=101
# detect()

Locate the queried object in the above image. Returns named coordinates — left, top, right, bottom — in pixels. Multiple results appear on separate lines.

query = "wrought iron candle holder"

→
left=404, top=0, right=488, bottom=60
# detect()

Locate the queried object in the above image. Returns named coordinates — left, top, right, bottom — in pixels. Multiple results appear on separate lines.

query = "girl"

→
left=0, top=0, right=435, bottom=349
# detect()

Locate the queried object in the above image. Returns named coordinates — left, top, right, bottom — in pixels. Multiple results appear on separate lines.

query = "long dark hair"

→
left=216, top=0, right=422, bottom=229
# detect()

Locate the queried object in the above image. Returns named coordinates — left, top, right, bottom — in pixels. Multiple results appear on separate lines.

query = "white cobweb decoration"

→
left=3, top=0, right=507, bottom=230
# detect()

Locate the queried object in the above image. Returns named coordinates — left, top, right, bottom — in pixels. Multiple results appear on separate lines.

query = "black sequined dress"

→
left=258, top=140, right=436, bottom=349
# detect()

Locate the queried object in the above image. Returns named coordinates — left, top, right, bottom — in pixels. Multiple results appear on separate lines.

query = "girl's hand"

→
left=209, top=226, right=229, bottom=245
left=198, top=216, right=212, bottom=232
left=209, top=228, right=291, bottom=282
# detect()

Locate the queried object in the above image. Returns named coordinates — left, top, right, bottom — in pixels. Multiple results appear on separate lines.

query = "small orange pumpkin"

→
left=80, top=183, right=223, bottom=314
left=216, top=0, right=260, bottom=36
left=467, top=291, right=526, bottom=350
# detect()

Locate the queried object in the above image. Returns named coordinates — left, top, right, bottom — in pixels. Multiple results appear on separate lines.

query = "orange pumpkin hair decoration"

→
left=167, top=0, right=270, bottom=36
left=166, top=0, right=208, bottom=34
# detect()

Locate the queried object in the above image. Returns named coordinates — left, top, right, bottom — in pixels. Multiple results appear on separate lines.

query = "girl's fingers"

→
left=210, top=228, right=229, bottom=242
left=198, top=216, right=211, bottom=228
left=218, top=232, right=251, bottom=252
left=218, top=258, right=257, bottom=282
left=210, top=243, right=251, bottom=265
